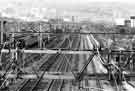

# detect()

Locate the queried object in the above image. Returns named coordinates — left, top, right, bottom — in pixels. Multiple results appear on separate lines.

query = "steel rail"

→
left=58, top=63, right=69, bottom=91
left=46, top=35, right=79, bottom=91
left=93, top=58, right=104, bottom=91
left=16, top=35, right=71, bottom=91
left=23, top=35, right=63, bottom=70
left=50, top=39, right=75, bottom=91
left=46, top=59, right=66, bottom=91
left=17, top=40, right=63, bottom=91
left=81, top=33, right=103, bottom=91
left=16, top=54, right=60, bottom=91
left=29, top=54, right=63, bottom=91
left=45, top=59, right=65, bottom=91
left=82, top=35, right=89, bottom=90
left=15, top=35, right=65, bottom=91
left=54, top=60, right=68, bottom=91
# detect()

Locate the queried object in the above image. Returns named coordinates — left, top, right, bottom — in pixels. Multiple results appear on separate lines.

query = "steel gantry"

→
left=0, top=47, right=135, bottom=81
left=0, top=32, right=135, bottom=81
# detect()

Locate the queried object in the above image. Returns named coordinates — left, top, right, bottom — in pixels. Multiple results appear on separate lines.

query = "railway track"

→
left=82, top=35, right=89, bottom=90
left=1, top=34, right=58, bottom=70
left=87, top=34, right=104, bottom=91
left=16, top=54, right=60, bottom=91
left=4, top=30, right=129, bottom=91
left=15, top=35, right=71, bottom=91
left=53, top=35, right=81, bottom=91
left=46, top=58, right=69, bottom=91
left=76, top=35, right=90, bottom=91
left=1, top=33, right=65, bottom=91
left=31, top=54, right=64, bottom=91
left=72, top=35, right=81, bottom=72
left=23, top=36, right=64, bottom=68
left=17, top=35, right=77, bottom=91
left=92, top=56, right=104, bottom=91
left=2, top=31, right=109, bottom=91
left=74, top=34, right=104, bottom=91
left=44, top=35, right=79, bottom=91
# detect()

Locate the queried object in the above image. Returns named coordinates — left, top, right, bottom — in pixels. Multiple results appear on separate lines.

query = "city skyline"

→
left=0, top=0, right=135, bottom=23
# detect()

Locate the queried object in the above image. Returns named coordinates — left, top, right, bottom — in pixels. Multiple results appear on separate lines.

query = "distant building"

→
left=115, top=18, right=125, bottom=26
left=130, top=16, right=135, bottom=27
left=63, top=18, right=71, bottom=22
left=124, top=20, right=131, bottom=27
left=49, top=18, right=64, bottom=24
left=115, top=17, right=135, bottom=28
left=72, top=16, right=75, bottom=22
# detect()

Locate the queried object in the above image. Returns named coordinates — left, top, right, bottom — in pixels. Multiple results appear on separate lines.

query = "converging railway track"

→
left=44, top=36, right=78, bottom=91
left=66, top=34, right=106, bottom=91
left=83, top=34, right=105, bottom=91
left=14, top=35, right=72, bottom=91
left=1, top=16, right=135, bottom=91
left=16, top=54, right=60, bottom=91
left=2, top=29, right=134, bottom=91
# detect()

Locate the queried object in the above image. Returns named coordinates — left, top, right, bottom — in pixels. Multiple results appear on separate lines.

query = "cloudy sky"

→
left=0, top=0, right=135, bottom=2
left=0, top=0, right=135, bottom=9
left=0, top=0, right=135, bottom=22
left=3, top=0, right=135, bottom=2
left=0, top=0, right=134, bottom=9
left=1, top=0, right=135, bottom=4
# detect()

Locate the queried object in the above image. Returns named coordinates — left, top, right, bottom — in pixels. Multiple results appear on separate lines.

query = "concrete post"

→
left=1, top=20, right=3, bottom=44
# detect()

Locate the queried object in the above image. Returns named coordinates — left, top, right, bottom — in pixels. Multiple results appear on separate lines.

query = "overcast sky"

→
left=0, top=0, right=134, bottom=8
left=1, top=0, right=135, bottom=3
left=0, top=0, right=134, bottom=14
left=0, top=0, right=135, bottom=21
